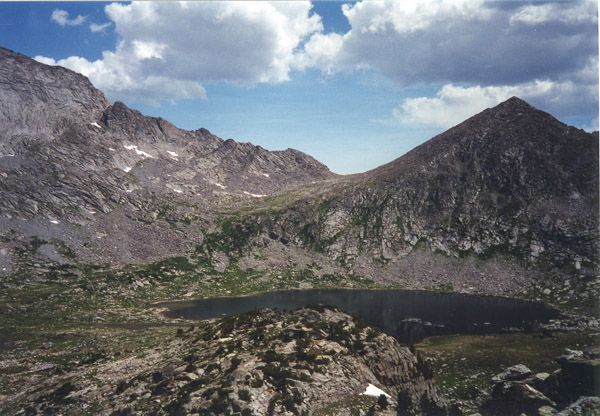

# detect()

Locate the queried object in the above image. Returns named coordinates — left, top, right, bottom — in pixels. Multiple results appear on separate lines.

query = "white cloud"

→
left=40, top=0, right=597, bottom=127
left=39, top=2, right=322, bottom=104
left=51, top=9, right=87, bottom=27
left=90, top=22, right=112, bottom=33
left=341, top=0, right=490, bottom=35
left=301, top=0, right=597, bottom=87
left=293, top=32, right=344, bottom=73
left=510, top=0, right=597, bottom=25
left=35, top=51, right=207, bottom=105
left=294, top=0, right=597, bottom=129
left=394, top=79, right=595, bottom=129
left=582, top=117, right=599, bottom=133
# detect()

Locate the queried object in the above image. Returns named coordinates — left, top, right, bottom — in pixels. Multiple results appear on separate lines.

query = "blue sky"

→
left=0, top=1, right=597, bottom=173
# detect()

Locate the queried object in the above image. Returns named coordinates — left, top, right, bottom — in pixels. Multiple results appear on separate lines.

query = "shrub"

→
left=238, top=388, right=251, bottom=402
left=378, top=394, right=388, bottom=410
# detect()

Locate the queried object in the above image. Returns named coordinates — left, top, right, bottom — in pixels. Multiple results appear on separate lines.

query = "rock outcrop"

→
left=480, top=349, right=600, bottom=416
left=6, top=308, right=455, bottom=415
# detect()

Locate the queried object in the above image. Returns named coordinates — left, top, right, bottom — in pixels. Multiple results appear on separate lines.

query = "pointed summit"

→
left=499, top=96, right=532, bottom=107
left=370, top=94, right=595, bottom=186
left=461, top=96, right=558, bottom=129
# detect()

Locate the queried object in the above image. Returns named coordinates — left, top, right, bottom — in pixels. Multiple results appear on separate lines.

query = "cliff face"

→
left=267, top=98, right=598, bottom=268
left=0, top=48, right=109, bottom=137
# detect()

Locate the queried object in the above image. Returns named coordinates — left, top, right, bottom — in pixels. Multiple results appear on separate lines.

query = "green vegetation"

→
left=313, top=395, right=377, bottom=416
left=1, top=230, right=595, bottom=414
left=196, top=218, right=263, bottom=263
left=0, top=235, right=380, bottom=403
left=416, top=332, right=598, bottom=413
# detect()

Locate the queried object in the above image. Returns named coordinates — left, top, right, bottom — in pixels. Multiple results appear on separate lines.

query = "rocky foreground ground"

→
left=2, top=308, right=455, bottom=416
left=0, top=298, right=598, bottom=415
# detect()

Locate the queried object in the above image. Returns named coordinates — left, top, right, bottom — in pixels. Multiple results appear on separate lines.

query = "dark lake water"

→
left=162, top=289, right=561, bottom=343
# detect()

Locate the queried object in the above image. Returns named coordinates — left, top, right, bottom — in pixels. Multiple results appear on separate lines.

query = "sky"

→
left=0, top=1, right=598, bottom=174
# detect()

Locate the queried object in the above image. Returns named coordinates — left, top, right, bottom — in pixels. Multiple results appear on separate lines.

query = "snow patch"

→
left=123, top=166, right=132, bottom=173
left=49, top=219, right=60, bottom=225
left=108, top=147, right=116, bottom=152
left=361, top=384, right=391, bottom=398
left=261, top=172, right=270, bottom=178
left=0, top=153, right=16, bottom=157
left=172, top=188, right=183, bottom=194
left=167, top=150, right=179, bottom=158
left=90, top=122, right=102, bottom=129
left=213, top=182, right=226, bottom=189
left=124, top=144, right=153, bottom=158
left=243, top=191, right=267, bottom=198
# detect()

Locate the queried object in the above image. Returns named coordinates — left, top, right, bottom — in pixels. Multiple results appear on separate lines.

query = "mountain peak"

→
left=369, top=94, right=594, bottom=185
left=489, top=96, right=539, bottom=116
left=0, top=46, right=109, bottom=136
left=500, top=95, right=530, bottom=107
left=447, top=95, right=567, bottom=138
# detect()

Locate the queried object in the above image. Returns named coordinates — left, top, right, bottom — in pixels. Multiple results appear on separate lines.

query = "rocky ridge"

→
left=0, top=46, right=597, bottom=305
left=480, top=347, right=600, bottom=416
left=0, top=47, right=333, bottom=266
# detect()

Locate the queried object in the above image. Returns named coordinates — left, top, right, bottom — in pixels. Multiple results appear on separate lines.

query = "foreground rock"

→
left=480, top=348, right=600, bottom=416
left=556, top=348, right=600, bottom=403
left=557, top=396, right=600, bottom=416
left=491, top=364, right=533, bottom=383
left=5, top=308, right=456, bottom=415
left=481, top=380, right=556, bottom=416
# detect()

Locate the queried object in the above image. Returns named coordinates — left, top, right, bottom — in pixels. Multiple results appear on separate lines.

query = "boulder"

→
left=481, top=382, right=556, bottom=416
left=557, top=348, right=600, bottom=401
left=491, top=364, right=533, bottom=383
left=556, top=396, right=600, bottom=416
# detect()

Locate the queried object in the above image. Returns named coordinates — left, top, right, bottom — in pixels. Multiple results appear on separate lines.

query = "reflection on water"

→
left=163, top=289, right=560, bottom=343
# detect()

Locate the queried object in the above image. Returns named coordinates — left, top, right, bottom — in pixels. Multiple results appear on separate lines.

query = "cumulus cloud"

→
left=510, top=1, right=597, bottom=25
left=294, top=32, right=344, bottom=74
left=35, top=50, right=207, bottom=105
left=38, top=2, right=322, bottom=104
left=40, top=0, right=597, bottom=125
left=393, top=55, right=599, bottom=129
left=51, top=9, right=87, bottom=27
left=394, top=81, right=578, bottom=128
left=89, top=22, right=112, bottom=33
left=302, top=0, right=597, bottom=86
left=294, top=0, right=597, bottom=129
left=581, top=117, right=599, bottom=133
